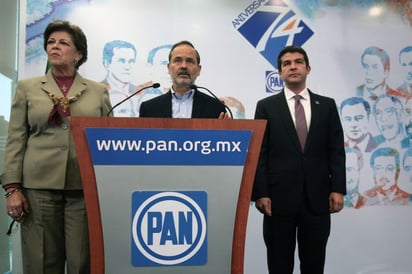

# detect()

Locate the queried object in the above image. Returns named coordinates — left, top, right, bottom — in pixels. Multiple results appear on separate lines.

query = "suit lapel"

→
left=191, top=90, right=202, bottom=118
left=305, top=90, right=320, bottom=151
left=163, top=91, right=173, bottom=117
left=67, top=73, right=87, bottom=97
left=41, top=71, right=61, bottom=98
left=41, top=71, right=87, bottom=98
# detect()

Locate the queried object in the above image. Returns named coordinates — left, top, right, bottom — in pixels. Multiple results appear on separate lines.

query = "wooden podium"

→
left=70, top=117, right=266, bottom=274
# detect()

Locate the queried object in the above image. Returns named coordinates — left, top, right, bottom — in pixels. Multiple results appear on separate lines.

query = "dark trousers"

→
left=263, top=199, right=331, bottom=274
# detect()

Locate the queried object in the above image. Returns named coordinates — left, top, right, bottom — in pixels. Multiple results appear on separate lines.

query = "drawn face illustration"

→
left=342, top=104, right=368, bottom=141
left=362, top=54, right=386, bottom=90
left=106, top=47, right=136, bottom=84
left=400, top=51, right=412, bottom=85
left=374, top=97, right=402, bottom=141
left=373, top=156, right=397, bottom=191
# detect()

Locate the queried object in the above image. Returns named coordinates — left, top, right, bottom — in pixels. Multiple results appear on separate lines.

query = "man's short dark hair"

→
left=277, top=45, right=310, bottom=72
left=168, top=40, right=200, bottom=64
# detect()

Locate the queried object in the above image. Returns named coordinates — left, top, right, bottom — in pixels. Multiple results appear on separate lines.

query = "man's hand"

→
left=329, top=192, right=344, bottom=213
left=218, top=112, right=231, bottom=119
left=255, top=197, right=272, bottom=216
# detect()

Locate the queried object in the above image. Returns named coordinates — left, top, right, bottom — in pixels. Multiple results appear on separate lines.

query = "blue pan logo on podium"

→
left=131, top=191, right=207, bottom=266
left=234, top=0, right=314, bottom=93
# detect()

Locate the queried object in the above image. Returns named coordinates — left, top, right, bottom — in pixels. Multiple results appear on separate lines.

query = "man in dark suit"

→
left=139, top=40, right=228, bottom=119
left=253, top=45, right=346, bottom=274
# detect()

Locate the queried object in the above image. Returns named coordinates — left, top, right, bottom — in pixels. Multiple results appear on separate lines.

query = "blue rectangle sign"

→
left=85, top=128, right=251, bottom=165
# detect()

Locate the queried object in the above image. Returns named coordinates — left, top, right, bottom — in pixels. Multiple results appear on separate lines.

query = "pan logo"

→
left=131, top=191, right=207, bottom=266
left=234, top=0, right=314, bottom=92
left=266, top=71, right=284, bottom=93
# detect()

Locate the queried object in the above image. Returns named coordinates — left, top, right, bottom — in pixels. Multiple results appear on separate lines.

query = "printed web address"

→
left=96, top=139, right=242, bottom=155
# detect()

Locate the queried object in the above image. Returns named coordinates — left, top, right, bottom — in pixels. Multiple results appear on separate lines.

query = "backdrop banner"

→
left=21, top=0, right=412, bottom=273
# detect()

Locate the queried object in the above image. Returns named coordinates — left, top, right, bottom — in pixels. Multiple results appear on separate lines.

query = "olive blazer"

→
left=1, top=71, right=112, bottom=189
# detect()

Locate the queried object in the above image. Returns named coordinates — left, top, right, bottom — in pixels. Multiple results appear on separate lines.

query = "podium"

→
left=70, top=117, right=266, bottom=274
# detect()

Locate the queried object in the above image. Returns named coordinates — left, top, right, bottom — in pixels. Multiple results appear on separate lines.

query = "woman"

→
left=1, top=20, right=112, bottom=274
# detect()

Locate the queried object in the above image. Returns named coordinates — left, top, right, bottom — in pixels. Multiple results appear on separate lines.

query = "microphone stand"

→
left=107, top=83, right=160, bottom=117
left=190, top=84, right=233, bottom=118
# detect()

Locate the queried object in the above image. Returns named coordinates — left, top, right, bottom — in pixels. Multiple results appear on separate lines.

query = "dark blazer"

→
left=253, top=90, right=346, bottom=214
left=139, top=90, right=225, bottom=118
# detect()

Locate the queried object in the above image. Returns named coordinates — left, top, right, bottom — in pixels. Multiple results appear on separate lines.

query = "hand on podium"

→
left=218, top=112, right=232, bottom=119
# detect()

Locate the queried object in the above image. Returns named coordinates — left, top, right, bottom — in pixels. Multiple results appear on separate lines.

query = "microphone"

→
left=190, top=84, right=233, bottom=118
left=107, top=83, right=160, bottom=116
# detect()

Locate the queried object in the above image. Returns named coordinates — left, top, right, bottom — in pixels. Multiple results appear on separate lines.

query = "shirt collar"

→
left=285, top=87, right=309, bottom=101
left=171, top=87, right=194, bottom=99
